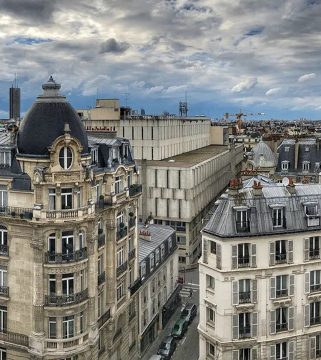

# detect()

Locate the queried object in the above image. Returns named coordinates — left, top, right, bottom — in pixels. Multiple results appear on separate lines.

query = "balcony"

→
left=129, top=216, right=136, bottom=229
left=275, top=253, right=287, bottom=264
left=46, top=333, right=88, bottom=351
left=310, top=316, right=321, bottom=326
left=0, top=245, right=8, bottom=257
left=0, top=286, right=9, bottom=297
left=46, top=248, right=87, bottom=264
left=310, top=249, right=320, bottom=260
left=311, top=284, right=321, bottom=293
left=98, top=233, right=105, bottom=248
left=239, top=326, right=251, bottom=339
left=276, top=289, right=288, bottom=298
left=236, top=221, right=250, bottom=233
left=128, top=248, right=136, bottom=262
left=129, top=184, right=142, bottom=197
left=45, top=206, right=89, bottom=220
left=0, top=330, right=29, bottom=347
left=239, top=291, right=251, bottom=304
left=117, top=227, right=128, bottom=241
left=98, top=309, right=111, bottom=328
left=0, top=206, right=33, bottom=220
left=129, top=278, right=142, bottom=296
left=238, top=257, right=250, bottom=268
left=98, top=271, right=105, bottom=286
left=45, top=289, right=88, bottom=306
left=116, top=261, right=128, bottom=277
left=276, top=322, right=288, bottom=332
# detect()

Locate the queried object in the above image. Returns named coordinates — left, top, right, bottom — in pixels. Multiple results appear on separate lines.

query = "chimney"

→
left=139, top=228, right=152, bottom=241
left=286, top=177, right=296, bottom=195
left=228, top=178, right=242, bottom=197
left=252, top=180, right=263, bottom=197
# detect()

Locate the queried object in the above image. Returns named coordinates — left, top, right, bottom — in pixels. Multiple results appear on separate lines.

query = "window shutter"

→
left=270, top=310, right=276, bottom=335
left=251, top=244, right=257, bottom=267
left=251, top=312, right=258, bottom=337
left=232, top=350, right=239, bottom=360
left=288, top=340, right=295, bottom=360
left=252, top=279, right=257, bottom=303
left=232, top=280, right=239, bottom=306
left=305, top=272, right=311, bottom=294
left=216, top=243, right=222, bottom=269
left=270, top=277, right=276, bottom=299
left=288, top=306, right=294, bottom=331
left=203, top=239, right=208, bottom=264
left=232, top=314, right=239, bottom=340
left=304, top=304, right=310, bottom=327
left=270, top=242, right=275, bottom=266
left=289, top=274, right=295, bottom=296
left=270, top=344, right=276, bottom=360
left=288, top=240, right=294, bottom=264
left=251, top=347, right=258, bottom=360
left=304, top=238, right=310, bottom=261
left=232, top=245, right=237, bottom=269
left=310, top=336, right=316, bottom=359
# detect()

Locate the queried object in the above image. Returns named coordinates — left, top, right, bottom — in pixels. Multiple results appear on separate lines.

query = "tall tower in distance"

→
left=9, top=75, right=20, bottom=120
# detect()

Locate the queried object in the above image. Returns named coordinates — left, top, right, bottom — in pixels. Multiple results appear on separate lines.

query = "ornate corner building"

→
left=0, top=77, right=141, bottom=359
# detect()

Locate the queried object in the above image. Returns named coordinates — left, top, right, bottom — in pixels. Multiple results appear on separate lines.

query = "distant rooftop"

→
left=139, top=145, right=230, bottom=168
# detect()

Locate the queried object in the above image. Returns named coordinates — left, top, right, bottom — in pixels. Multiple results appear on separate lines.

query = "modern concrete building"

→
left=137, top=223, right=179, bottom=356
left=0, top=77, right=142, bottom=359
left=199, top=178, right=321, bottom=360
left=79, top=102, right=244, bottom=268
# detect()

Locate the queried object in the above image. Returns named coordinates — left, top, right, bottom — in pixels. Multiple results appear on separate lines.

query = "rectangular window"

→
left=303, top=161, right=310, bottom=171
left=276, top=275, right=288, bottom=298
left=61, top=232, right=74, bottom=260
left=310, top=236, right=320, bottom=259
left=281, top=161, right=289, bottom=171
left=117, top=246, right=125, bottom=267
left=275, top=240, right=287, bottom=263
left=206, top=274, right=215, bottom=290
left=150, top=253, right=155, bottom=271
left=62, top=315, right=75, bottom=339
left=48, top=189, right=56, bottom=210
left=207, top=342, right=215, bottom=357
left=239, top=313, right=251, bottom=338
left=206, top=307, right=215, bottom=325
left=236, top=210, right=249, bottom=233
left=98, top=255, right=104, bottom=275
left=117, top=282, right=125, bottom=301
left=276, top=307, right=288, bottom=332
left=311, top=270, right=321, bottom=292
left=239, top=348, right=251, bottom=360
left=0, top=268, right=7, bottom=288
left=273, top=208, right=284, bottom=228
left=49, top=317, right=56, bottom=339
left=0, top=348, right=6, bottom=360
left=61, top=188, right=73, bottom=209
left=238, top=243, right=250, bottom=267
left=0, top=187, right=7, bottom=209
left=276, top=342, right=287, bottom=360
left=155, top=248, right=160, bottom=264
left=210, top=241, right=217, bottom=254
left=239, top=279, right=251, bottom=303
left=62, top=273, right=74, bottom=296
left=115, top=176, right=123, bottom=194
left=0, top=306, right=7, bottom=332
left=310, top=301, right=321, bottom=325
left=49, top=274, right=56, bottom=295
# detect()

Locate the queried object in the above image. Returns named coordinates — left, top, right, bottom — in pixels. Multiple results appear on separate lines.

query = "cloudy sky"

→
left=1, top=0, right=321, bottom=119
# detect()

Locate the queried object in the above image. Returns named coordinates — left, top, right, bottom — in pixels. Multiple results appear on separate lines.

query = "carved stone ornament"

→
left=34, top=167, right=45, bottom=184
left=45, top=262, right=88, bottom=274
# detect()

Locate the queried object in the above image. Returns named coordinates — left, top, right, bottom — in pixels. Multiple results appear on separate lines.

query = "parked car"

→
left=181, top=303, right=197, bottom=324
left=157, top=336, right=177, bottom=359
left=171, top=318, right=188, bottom=339
left=149, top=355, right=165, bottom=360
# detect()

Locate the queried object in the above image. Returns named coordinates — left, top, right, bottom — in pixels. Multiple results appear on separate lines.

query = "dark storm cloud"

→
left=0, top=0, right=57, bottom=22
left=99, top=38, right=130, bottom=54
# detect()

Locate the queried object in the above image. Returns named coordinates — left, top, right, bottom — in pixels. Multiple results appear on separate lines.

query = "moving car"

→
left=181, top=303, right=197, bottom=324
left=171, top=318, right=188, bottom=339
left=149, top=355, right=165, bottom=360
left=157, top=336, right=177, bottom=359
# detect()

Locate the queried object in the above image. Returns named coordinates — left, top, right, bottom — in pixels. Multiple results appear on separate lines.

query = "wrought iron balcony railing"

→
left=45, top=289, right=88, bottom=306
left=98, top=271, right=105, bottom=286
left=128, top=248, right=136, bottom=261
left=116, top=261, right=128, bottom=277
left=46, top=248, right=87, bottom=264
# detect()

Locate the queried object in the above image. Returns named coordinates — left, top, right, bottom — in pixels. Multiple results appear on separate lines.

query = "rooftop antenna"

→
left=123, top=92, right=129, bottom=107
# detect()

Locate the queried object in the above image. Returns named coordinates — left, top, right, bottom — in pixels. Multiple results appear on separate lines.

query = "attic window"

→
left=91, top=148, right=98, bottom=165
left=281, top=161, right=289, bottom=171
left=285, top=146, right=290, bottom=152
left=304, top=203, right=318, bottom=217
left=0, top=151, right=10, bottom=167
left=305, top=147, right=310, bottom=152
left=59, top=147, right=72, bottom=170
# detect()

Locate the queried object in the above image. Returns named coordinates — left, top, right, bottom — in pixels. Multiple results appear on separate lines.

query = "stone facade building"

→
left=199, top=179, right=321, bottom=360
left=137, top=223, right=179, bottom=356
left=0, top=78, right=141, bottom=359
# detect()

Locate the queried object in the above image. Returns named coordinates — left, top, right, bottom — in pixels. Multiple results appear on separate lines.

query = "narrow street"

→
left=142, top=266, right=200, bottom=360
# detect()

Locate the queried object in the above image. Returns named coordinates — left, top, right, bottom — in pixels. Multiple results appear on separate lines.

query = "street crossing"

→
left=179, top=283, right=199, bottom=299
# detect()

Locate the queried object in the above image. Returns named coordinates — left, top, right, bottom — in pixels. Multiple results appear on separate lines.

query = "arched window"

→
left=59, top=147, right=72, bottom=170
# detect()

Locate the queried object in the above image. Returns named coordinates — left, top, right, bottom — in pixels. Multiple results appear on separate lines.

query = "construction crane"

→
left=223, top=111, right=264, bottom=133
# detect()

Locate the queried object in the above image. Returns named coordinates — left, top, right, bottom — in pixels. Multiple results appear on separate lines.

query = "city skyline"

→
left=0, top=0, right=321, bottom=119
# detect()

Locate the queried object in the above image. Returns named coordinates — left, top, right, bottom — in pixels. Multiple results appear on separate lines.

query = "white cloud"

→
left=265, top=88, right=282, bottom=96
left=298, top=73, right=316, bottom=83
left=231, top=78, right=257, bottom=93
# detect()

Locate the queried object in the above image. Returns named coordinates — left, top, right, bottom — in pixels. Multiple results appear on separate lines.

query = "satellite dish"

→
left=282, top=177, right=289, bottom=186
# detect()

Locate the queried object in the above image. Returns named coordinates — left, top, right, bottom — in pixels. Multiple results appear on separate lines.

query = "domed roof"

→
left=251, top=141, right=276, bottom=168
left=17, top=76, right=88, bottom=157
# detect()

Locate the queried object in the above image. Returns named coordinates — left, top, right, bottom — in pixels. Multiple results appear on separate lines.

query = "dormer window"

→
left=0, top=151, right=10, bottom=167
left=91, top=148, right=98, bottom=165
left=303, top=161, right=310, bottom=171
left=140, top=261, right=146, bottom=279
left=304, top=202, right=320, bottom=227
left=59, top=147, right=72, bottom=170
left=272, top=208, right=284, bottom=228
left=285, top=146, right=290, bottom=152
left=235, top=208, right=250, bottom=233
left=281, top=161, right=289, bottom=171
left=305, top=204, right=318, bottom=217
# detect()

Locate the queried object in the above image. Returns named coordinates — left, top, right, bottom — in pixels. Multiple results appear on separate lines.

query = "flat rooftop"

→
left=138, top=145, right=229, bottom=168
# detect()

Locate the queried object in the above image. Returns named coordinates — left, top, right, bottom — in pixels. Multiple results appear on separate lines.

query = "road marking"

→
left=181, top=337, right=186, bottom=344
